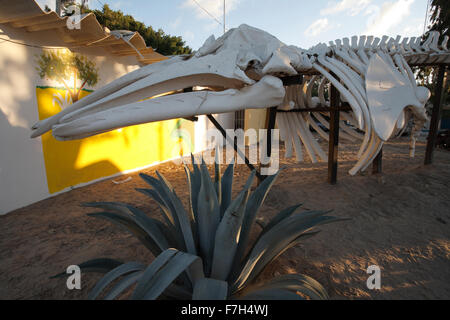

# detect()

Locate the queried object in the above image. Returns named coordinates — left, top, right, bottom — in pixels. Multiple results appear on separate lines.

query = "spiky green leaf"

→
left=220, top=162, right=235, bottom=217
left=156, top=171, right=197, bottom=255
left=214, top=151, right=222, bottom=205
left=232, top=211, right=342, bottom=292
left=135, top=188, right=175, bottom=226
left=133, top=249, right=204, bottom=300
left=259, top=203, right=303, bottom=238
left=88, top=261, right=146, bottom=300
left=84, top=202, right=173, bottom=253
left=196, top=162, right=221, bottom=275
left=210, top=190, right=248, bottom=280
left=192, top=278, right=228, bottom=300
left=87, top=211, right=162, bottom=256
left=132, top=248, right=179, bottom=299
left=230, top=171, right=279, bottom=278
left=103, top=271, right=143, bottom=300
left=240, top=273, right=328, bottom=300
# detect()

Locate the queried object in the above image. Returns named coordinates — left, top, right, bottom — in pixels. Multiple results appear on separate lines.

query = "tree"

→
left=84, top=4, right=192, bottom=56
left=60, top=0, right=88, bottom=17
left=36, top=49, right=99, bottom=103
left=429, top=0, right=449, bottom=38
left=416, top=0, right=449, bottom=109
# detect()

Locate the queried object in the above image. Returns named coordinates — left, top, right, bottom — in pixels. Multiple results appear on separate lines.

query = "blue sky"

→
left=38, top=0, right=430, bottom=51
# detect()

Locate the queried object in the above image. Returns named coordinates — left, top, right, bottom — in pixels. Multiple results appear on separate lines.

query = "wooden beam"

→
left=85, top=38, right=125, bottom=47
left=425, top=64, right=447, bottom=165
left=10, top=14, right=56, bottom=28
left=328, top=82, right=340, bottom=184
left=265, top=107, right=278, bottom=159
left=0, top=13, right=43, bottom=24
left=372, top=147, right=383, bottom=174
left=281, top=74, right=303, bottom=86
left=111, top=48, right=153, bottom=55
left=26, top=20, right=67, bottom=32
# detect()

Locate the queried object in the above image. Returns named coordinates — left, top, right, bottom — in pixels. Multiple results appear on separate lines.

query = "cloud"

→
left=183, top=30, right=195, bottom=42
left=364, top=0, right=415, bottom=36
left=304, top=18, right=330, bottom=37
left=401, top=18, right=425, bottom=37
left=320, top=0, right=372, bottom=16
left=182, top=0, right=240, bottom=21
left=170, top=17, right=183, bottom=29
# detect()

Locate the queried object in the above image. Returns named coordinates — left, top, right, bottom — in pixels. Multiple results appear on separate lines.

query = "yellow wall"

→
left=36, top=87, right=194, bottom=193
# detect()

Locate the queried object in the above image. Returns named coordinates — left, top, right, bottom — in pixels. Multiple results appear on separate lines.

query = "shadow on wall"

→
left=0, top=28, right=116, bottom=212
left=0, top=30, right=51, bottom=214
left=36, top=87, right=195, bottom=194
left=32, top=46, right=196, bottom=194
left=0, top=109, right=49, bottom=214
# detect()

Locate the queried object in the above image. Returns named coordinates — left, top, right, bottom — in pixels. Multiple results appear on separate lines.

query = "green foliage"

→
left=73, top=54, right=98, bottom=87
left=415, top=1, right=450, bottom=108
left=61, top=1, right=88, bottom=16
left=57, top=157, right=343, bottom=300
left=84, top=4, right=192, bottom=56
left=35, top=49, right=99, bottom=102
left=414, top=64, right=449, bottom=108
left=429, top=0, right=449, bottom=38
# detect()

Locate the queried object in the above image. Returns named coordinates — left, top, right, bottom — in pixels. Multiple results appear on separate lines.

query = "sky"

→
left=37, top=0, right=431, bottom=51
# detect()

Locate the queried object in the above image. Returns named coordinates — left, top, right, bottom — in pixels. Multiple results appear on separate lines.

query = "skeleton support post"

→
left=425, top=64, right=447, bottom=165
left=328, top=80, right=340, bottom=184
left=372, top=148, right=383, bottom=174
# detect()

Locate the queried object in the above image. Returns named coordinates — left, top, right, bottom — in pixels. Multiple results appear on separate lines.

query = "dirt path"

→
left=1, top=138, right=449, bottom=299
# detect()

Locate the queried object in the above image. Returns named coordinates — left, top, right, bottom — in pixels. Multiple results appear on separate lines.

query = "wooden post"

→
left=372, top=147, right=383, bottom=174
left=328, top=83, right=340, bottom=184
left=265, top=107, right=278, bottom=159
left=258, top=107, right=277, bottom=183
left=425, top=65, right=447, bottom=165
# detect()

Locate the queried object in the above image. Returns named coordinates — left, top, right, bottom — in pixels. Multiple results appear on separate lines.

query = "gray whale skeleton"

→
left=30, top=25, right=450, bottom=183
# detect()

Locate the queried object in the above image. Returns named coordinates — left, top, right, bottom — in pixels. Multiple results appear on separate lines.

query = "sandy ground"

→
left=1, top=137, right=449, bottom=300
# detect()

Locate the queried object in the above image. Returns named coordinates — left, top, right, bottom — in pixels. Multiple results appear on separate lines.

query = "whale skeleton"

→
left=30, top=25, right=449, bottom=175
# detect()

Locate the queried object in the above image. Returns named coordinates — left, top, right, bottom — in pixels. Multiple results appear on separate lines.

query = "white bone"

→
left=364, top=36, right=374, bottom=50
left=29, top=24, right=440, bottom=176
left=365, top=53, right=429, bottom=141
left=441, top=36, right=449, bottom=51
left=285, top=115, right=303, bottom=162
left=51, top=75, right=285, bottom=140
left=30, top=55, right=186, bottom=137
left=351, top=36, right=358, bottom=50
left=306, top=113, right=329, bottom=141
left=276, top=113, right=293, bottom=158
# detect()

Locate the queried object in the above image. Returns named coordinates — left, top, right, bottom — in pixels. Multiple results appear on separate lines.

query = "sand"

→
left=1, top=137, right=449, bottom=300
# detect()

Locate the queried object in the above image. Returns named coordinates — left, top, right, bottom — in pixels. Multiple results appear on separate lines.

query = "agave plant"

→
left=54, top=155, right=342, bottom=300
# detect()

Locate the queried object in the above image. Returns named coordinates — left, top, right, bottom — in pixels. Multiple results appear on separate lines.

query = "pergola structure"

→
left=206, top=64, right=448, bottom=185
left=0, top=0, right=167, bottom=64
